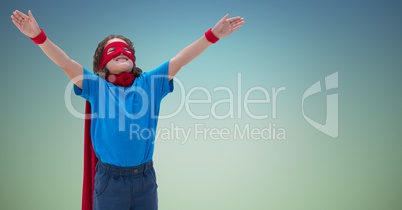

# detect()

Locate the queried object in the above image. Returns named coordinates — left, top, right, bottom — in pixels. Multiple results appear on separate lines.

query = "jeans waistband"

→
left=96, top=160, right=153, bottom=176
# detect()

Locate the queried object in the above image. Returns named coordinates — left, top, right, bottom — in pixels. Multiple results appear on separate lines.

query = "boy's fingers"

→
left=28, top=10, right=36, bottom=22
left=231, top=22, right=243, bottom=29
left=11, top=18, right=19, bottom=27
left=11, top=13, right=22, bottom=23
left=227, top=17, right=244, bottom=26
left=232, top=24, right=243, bottom=31
left=232, top=19, right=245, bottom=26
left=13, top=10, right=25, bottom=22
left=18, top=10, right=29, bottom=21
left=227, top=17, right=240, bottom=22
left=15, top=10, right=23, bottom=18
left=11, top=19, right=23, bottom=31
left=219, top=14, right=229, bottom=23
left=21, top=11, right=29, bottom=20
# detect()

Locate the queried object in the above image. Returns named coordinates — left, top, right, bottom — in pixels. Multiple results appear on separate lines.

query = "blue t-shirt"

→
left=74, top=61, right=173, bottom=167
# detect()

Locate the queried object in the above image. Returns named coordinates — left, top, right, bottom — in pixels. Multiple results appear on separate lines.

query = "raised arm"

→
left=168, top=14, right=245, bottom=79
left=11, top=10, right=83, bottom=88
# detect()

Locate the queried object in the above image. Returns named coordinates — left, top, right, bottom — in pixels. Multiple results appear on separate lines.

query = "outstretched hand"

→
left=212, top=14, right=245, bottom=39
left=11, top=10, right=41, bottom=38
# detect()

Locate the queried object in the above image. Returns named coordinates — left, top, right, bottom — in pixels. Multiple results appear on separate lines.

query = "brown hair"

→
left=93, top=34, right=142, bottom=78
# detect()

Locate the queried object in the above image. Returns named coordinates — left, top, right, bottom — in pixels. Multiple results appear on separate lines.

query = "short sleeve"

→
left=140, top=60, right=174, bottom=99
left=74, top=68, right=100, bottom=102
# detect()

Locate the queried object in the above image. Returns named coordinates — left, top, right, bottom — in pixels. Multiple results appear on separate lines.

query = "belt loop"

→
left=106, top=162, right=111, bottom=175
left=95, top=161, right=99, bottom=172
left=143, top=164, right=148, bottom=176
left=143, top=162, right=149, bottom=176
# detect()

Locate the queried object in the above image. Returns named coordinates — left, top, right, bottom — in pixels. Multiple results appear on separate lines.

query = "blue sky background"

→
left=1, top=0, right=401, bottom=209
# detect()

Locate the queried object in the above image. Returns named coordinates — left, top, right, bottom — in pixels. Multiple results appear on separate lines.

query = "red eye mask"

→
left=98, top=41, right=136, bottom=70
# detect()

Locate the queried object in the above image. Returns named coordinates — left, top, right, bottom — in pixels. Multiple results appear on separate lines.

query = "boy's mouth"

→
left=115, top=56, right=129, bottom=61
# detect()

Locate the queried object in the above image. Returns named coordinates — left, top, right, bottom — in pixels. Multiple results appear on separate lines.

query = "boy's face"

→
left=104, top=38, right=134, bottom=74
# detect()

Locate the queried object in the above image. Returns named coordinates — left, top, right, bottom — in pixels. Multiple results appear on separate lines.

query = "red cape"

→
left=82, top=101, right=98, bottom=210
left=81, top=73, right=135, bottom=209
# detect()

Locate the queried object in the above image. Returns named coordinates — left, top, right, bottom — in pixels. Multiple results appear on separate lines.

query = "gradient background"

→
left=1, top=0, right=401, bottom=209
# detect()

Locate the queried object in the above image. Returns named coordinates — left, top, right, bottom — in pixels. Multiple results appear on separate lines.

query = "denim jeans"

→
left=93, top=160, right=158, bottom=210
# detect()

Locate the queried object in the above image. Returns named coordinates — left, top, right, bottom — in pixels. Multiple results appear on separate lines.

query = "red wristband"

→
left=204, top=28, right=219, bottom=44
left=30, top=29, right=47, bottom=44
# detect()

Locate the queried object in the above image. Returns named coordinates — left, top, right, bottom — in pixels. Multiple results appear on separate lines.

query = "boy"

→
left=11, top=9, right=244, bottom=210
